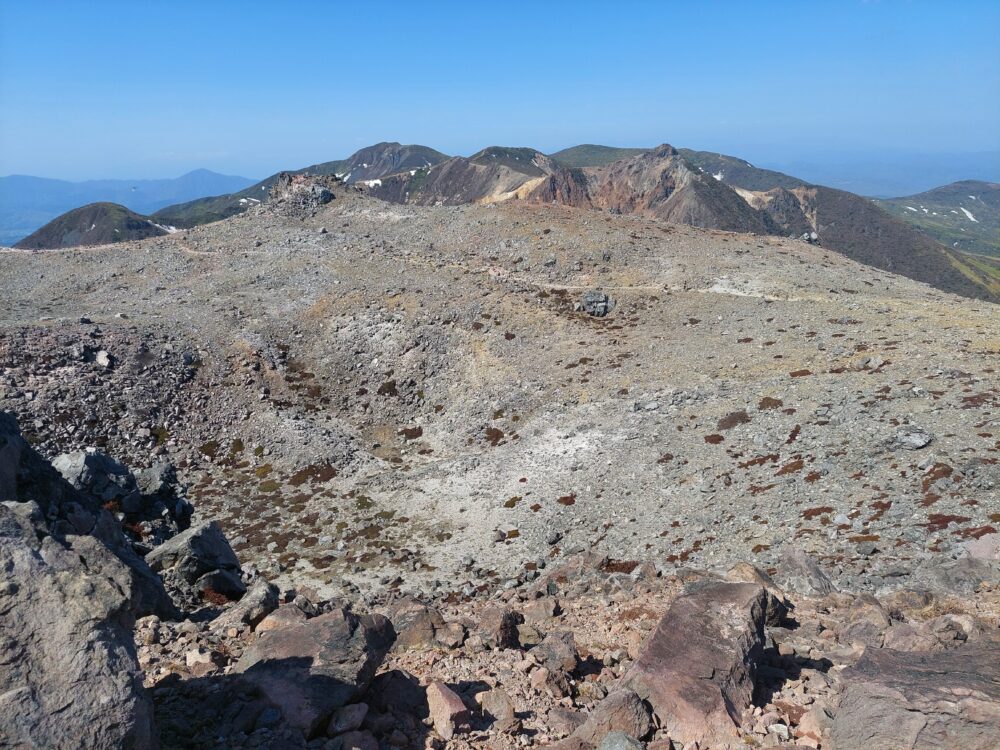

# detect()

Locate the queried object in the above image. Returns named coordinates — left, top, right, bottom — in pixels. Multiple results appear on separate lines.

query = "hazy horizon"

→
left=2, top=1, right=998, bottom=188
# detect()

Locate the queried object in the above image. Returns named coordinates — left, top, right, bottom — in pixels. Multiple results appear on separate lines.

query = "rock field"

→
left=1, top=175, right=997, bottom=749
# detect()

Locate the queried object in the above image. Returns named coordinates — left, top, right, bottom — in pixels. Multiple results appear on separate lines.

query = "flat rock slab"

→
left=234, top=608, right=395, bottom=737
left=831, top=642, right=1000, bottom=750
left=621, top=581, right=770, bottom=749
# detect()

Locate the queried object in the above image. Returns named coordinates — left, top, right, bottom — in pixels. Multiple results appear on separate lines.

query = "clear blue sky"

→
left=1, top=0, right=998, bottom=181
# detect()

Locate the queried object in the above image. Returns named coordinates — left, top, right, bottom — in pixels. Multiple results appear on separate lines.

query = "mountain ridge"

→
left=18, top=142, right=999, bottom=303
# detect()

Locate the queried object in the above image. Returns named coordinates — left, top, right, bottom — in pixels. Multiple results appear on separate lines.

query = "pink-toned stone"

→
left=425, top=681, right=469, bottom=740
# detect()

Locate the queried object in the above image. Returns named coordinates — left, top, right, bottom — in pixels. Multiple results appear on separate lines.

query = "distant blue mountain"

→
left=0, top=169, right=256, bottom=245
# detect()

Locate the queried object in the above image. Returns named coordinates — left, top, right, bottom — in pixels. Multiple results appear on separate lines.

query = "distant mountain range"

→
left=13, top=142, right=999, bottom=303
left=0, top=169, right=256, bottom=245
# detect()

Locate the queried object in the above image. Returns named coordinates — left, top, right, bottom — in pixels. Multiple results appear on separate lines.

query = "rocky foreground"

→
left=1, top=175, right=998, bottom=748
left=2, top=411, right=998, bottom=749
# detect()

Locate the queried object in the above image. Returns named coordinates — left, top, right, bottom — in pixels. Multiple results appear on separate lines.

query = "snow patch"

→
left=959, top=207, right=979, bottom=223
left=364, top=179, right=382, bottom=188
left=712, top=171, right=724, bottom=181
left=905, top=206, right=918, bottom=212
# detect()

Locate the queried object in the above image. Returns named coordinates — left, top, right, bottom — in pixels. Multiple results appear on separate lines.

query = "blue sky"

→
left=1, top=0, right=998, bottom=182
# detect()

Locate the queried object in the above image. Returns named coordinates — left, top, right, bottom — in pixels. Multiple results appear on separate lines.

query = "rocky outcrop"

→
left=53, top=449, right=191, bottom=547
left=621, top=581, right=772, bottom=749
left=0, top=411, right=174, bottom=617
left=234, top=608, right=396, bottom=736
left=831, top=643, right=1000, bottom=749
left=0, top=504, right=156, bottom=749
left=146, top=520, right=245, bottom=606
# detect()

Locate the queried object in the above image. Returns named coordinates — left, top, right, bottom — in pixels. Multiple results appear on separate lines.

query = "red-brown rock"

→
left=621, top=581, right=771, bottom=749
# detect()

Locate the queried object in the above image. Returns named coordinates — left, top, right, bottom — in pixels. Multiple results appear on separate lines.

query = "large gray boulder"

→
left=621, top=581, right=772, bottom=749
left=831, top=643, right=1000, bottom=749
left=146, top=520, right=245, bottom=605
left=0, top=411, right=174, bottom=618
left=234, top=608, right=395, bottom=737
left=0, top=503, right=157, bottom=749
left=146, top=520, right=240, bottom=581
left=52, top=449, right=141, bottom=510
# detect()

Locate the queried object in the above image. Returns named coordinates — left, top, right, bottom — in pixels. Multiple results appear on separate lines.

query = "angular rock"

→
left=776, top=547, right=836, bottom=597
left=390, top=597, right=447, bottom=649
left=577, top=290, right=615, bottom=317
left=574, top=689, right=652, bottom=744
left=724, top=562, right=788, bottom=624
left=327, top=702, right=369, bottom=734
left=521, top=596, right=562, bottom=624
left=831, top=643, right=1000, bottom=749
left=256, top=603, right=308, bottom=633
left=234, top=607, right=395, bottom=737
left=1, top=412, right=173, bottom=618
left=912, top=555, right=1000, bottom=594
left=479, top=687, right=519, bottom=732
left=0, top=504, right=157, bottom=749
left=146, top=520, right=240, bottom=582
left=426, top=681, right=469, bottom=740
left=597, top=732, right=643, bottom=750
left=534, top=630, right=580, bottom=673
left=476, top=604, right=521, bottom=649
left=52, top=449, right=140, bottom=508
left=210, top=577, right=279, bottom=631
left=964, top=532, right=1000, bottom=561
left=621, top=581, right=771, bottom=749
left=895, top=425, right=933, bottom=450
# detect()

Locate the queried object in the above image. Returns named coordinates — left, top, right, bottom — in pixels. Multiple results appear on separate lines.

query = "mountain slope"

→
left=582, top=145, right=776, bottom=232
left=680, top=150, right=999, bottom=302
left=369, top=147, right=558, bottom=206
left=153, top=143, right=449, bottom=228
left=549, top=144, right=650, bottom=168
left=678, top=150, right=807, bottom=191
left=0, top=170, right=255, bottom=246
left=876, top=180, right=1000, bottom=257
left=13, top=203, right=171, bottom=250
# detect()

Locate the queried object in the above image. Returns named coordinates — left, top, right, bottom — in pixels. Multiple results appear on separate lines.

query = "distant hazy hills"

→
left=0, top=169, right=255, bottom=245
left=13, top=141, right=999, bottom=303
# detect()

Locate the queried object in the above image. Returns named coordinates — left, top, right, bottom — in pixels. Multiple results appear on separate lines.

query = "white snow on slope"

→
left=959, top=207, right=979, bottom=223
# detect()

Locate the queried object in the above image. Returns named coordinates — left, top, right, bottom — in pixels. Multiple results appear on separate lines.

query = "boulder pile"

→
left=2, top=410, right=998, bottom=749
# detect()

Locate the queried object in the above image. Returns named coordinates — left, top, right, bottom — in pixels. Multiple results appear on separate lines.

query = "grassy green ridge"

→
left=875, top=181, right=1000, bottom=258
